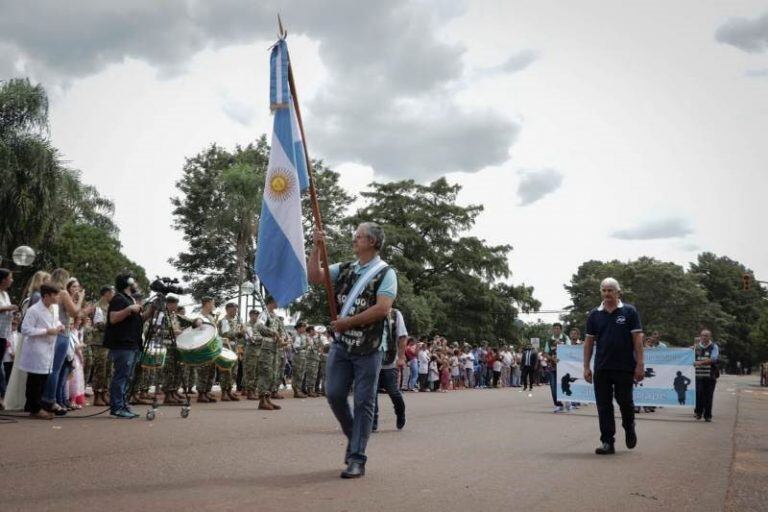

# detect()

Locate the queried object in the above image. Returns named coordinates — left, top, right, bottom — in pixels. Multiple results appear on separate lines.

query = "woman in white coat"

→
left=4, top=271, right=51, bottom=411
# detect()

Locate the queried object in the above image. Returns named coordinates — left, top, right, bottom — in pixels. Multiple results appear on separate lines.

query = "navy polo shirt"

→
left=585, top=301, right=642, bottom=372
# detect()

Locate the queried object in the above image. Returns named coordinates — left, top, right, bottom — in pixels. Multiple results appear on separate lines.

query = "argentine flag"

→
left=254, top=39, right=310, bottom=306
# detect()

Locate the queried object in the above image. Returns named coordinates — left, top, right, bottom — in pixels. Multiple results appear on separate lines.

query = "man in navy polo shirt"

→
left=583, top=277, right=644, bottom=455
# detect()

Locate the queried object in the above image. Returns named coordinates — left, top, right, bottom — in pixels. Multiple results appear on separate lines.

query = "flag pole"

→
left=279, top=21, right=338, bottom=321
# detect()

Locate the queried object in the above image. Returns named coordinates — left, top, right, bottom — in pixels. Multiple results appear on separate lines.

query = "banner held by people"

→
left=254, top=37, right=310, bottom=307
left=557, top=345, right=696, bottom=407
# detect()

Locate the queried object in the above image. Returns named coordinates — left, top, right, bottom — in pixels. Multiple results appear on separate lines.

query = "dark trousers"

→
left=521, top=366, right=535, bottom=390
left=0, top=338, right=8, bottom=396
left=695, top=377, right=716, bottom=419
left=325, top=344, right=382, bottom=464
left=373, top=368, right=405, bottom=429
left=418, top=373, right=429, bottom=391
left=25, top=372, right=48, bottom=414
left=593, top=369, right=635, bottom=444
left=492, top=370, right=500, bottom=387
left=548, top=369, right=563, bottom=406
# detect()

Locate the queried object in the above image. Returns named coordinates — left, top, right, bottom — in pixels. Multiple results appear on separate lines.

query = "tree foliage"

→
left=690, top=252, right=767, bottom=369
left=170, top=137, right=353, bottom=304
left=0, top=78, right=142, bottom=300
left=343, top=178, right=539, bottom=341
left=46, top=222, right=147, bottom=300
left=564, top=257, right=727, bottom=346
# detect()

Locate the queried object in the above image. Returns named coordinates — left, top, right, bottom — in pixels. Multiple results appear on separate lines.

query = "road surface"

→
left=1, top=374, right=765, bottom=511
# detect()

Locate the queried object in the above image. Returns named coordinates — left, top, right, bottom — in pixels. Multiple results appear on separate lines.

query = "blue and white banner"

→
left=255, top=38, right=310, bottom=307
left=556, top=345, right=696, bottom=407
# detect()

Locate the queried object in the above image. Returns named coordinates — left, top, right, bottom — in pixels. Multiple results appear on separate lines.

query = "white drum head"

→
left=176, top=324, right=216, bottom=351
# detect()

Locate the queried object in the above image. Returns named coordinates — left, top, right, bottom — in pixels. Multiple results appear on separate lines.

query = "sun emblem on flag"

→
left=266, top=167, right=296, bottom=202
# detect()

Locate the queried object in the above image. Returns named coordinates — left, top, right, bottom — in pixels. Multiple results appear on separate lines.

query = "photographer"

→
left=104, top=272, right=154, bottom=419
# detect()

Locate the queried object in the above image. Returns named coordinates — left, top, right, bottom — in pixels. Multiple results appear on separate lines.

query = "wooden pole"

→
left=285, top=58, right=338, bottom=320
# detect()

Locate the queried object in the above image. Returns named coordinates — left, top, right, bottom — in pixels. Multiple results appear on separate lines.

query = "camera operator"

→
left=104, top=272, right=154, bottom=419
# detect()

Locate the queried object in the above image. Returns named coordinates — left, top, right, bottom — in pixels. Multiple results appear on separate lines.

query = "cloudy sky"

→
left=2, top=0, right=767, bottom=319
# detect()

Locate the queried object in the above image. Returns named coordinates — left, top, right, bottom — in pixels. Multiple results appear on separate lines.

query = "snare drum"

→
left=141, top=346, right=167, bottom=368
left=214, top=347, right=238, bottom=371
left=176, top=324, right=222, bottom=366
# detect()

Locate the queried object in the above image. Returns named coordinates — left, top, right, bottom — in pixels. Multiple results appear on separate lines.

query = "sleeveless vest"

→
left=695, top=344, right=717, bottom=379
left=334, top=261, right=390, bottom=355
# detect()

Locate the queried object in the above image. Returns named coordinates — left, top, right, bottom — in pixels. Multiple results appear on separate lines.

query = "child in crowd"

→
left=428, top=355, right=439, bottom=392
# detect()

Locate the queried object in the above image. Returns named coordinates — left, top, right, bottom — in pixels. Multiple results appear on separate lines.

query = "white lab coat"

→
left=18, top=300, right=61, bottom=375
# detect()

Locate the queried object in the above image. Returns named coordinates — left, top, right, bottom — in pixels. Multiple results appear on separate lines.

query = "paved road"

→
left=1, top=374, right=764, bottom=512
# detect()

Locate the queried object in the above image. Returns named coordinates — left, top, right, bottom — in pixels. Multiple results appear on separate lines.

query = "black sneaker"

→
left=626, top=428, right=637, bottom=449
left=396, top=414, right=406, bottom=430
left=595, top=443, right=615, bottom=455
left=705, top=417, right=712, bottom=423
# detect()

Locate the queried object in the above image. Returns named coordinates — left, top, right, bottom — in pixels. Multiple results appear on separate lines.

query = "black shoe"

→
left=695, top=414, right=702, bottom=420
left=595, top=443, right=615, bottom=455
left=626, top=428, right=637, bottom=449
left=341, top=461, right=365, bottom=479
left=396, top=414, right=406, bottom=430
left=371, top=425, right=378, bottom=433
left=705, top=417, right=712, bottom=422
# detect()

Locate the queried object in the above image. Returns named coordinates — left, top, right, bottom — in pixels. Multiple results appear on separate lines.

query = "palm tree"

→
left=0, top=78, right=60, bottom=260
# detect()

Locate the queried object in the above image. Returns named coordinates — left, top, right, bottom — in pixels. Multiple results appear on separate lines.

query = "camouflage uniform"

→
left=317, top=344, right=328, bottom=395
left=88, top=303, right=112, bottom=394
left=196, top=312, right=217, bottom=395
left=271, top=318, right=290, bottom=394
left=218, top=314, right=244, bottom=394
left=243, top=319, right=262, bottom=396
left=162, top=311, right=183, bottom=394
left=256, top=311, right=280, bottom=398
left=291, top=333, right=307, bottom=393
left=304, top=334, right=321, bottom=395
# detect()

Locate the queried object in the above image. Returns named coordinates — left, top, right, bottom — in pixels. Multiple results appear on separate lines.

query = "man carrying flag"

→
left=254, top=37, right=309, bottom=307
left=309, top=223, right=397, bottom=479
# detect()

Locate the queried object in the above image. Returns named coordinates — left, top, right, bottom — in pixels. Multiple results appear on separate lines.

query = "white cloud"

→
left=715, top=11, right=768, bottom=53
left=0, top=0, right=519, bottom=180
left=745, top=68, right=768, bottom=77
left=611, top=217, right=694, bottom=240
left=516, top=168, right=563, bottom=206
left=220, top=93, right=257, bottom=126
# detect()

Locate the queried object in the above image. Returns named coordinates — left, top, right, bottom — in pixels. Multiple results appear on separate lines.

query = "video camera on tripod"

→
left=149, top=276, right=187, bottom=296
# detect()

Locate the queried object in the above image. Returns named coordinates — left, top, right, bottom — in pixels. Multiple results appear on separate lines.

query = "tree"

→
left=690, top=253, right=767, bottom=370
left=564, top=257, right=727, bottom=345
left=0, top=78, right=60, bottom=260
left=171, top=137, right=353, bottom=305
left=343, top=178, right=539, bottom=340
left=288, top=160, right=354, bottom=323
left=750, top=307, right=768, bottom=365
left=0, top=78, right=139, bottom=299
left=45, top=222, right=147, bottom=299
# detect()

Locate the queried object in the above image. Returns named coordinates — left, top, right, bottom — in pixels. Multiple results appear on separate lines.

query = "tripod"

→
left=128, top=293, right=191, bottom=420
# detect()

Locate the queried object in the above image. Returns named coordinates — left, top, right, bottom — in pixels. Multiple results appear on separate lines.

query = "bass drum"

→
left=176, top=324, right=222, bottom=366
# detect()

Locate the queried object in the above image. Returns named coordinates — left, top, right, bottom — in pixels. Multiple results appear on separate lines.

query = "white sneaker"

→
left=553, top=406, right=564, bottom=413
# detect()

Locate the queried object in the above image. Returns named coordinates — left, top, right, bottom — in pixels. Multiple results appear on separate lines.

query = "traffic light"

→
left=742, top=273, right=751, bottom=291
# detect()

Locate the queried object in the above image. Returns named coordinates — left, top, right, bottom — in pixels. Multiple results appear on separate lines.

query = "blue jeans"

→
left=43, top=334, right=70, bottom=407
left=408, top=359, right=419, bottom=390
left=109, top=349, right=140, bottom=413
left=325, top=343, right=382, bottom=464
